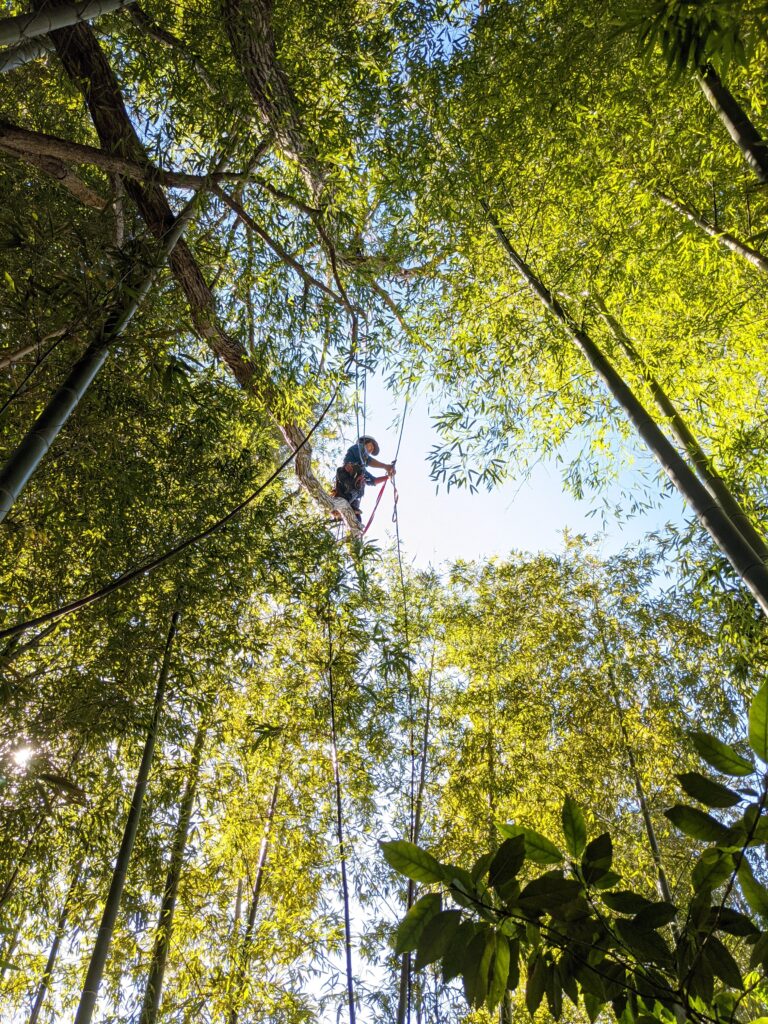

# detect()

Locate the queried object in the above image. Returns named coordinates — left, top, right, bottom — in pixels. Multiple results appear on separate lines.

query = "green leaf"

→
left=709, top=906, right=760, bottom=938
left=583, top=992, right=605, bottom=1023
left=506, top=938, right=520, bottom=993
left=562, top=795, right=587, bottom=858
left=487, top=932, right=510, bottom=1011
left=613, top=920, right=672, bottom=964
left=582, top=832, right=612, bottom=883
left=689, top=731, right=754, bottom=777
left=706, top=934, right=744, bottom=989
left=381, top=840, right=448, bottom=884
left=749, top=681, right=768, bottom=762
left=677, top=771, right=741, bottom=808
left=498, top=823, right=563, bottom=865
left=414, top=909, right=462, bottom=969
left=749, top=931, right=768, bottom=969
left=393, top=893, right=441, bottom=953
left=692, top=848, right=735, bottom=892
left=526, top=953, right=547, bottom=1015
left=442, top=920, right=478, bottom=983
left=471, top=851, right=495, bottom=882
left=464, top=928, right=495, bottom=1009
left=489, top=835, right=526, bottom=889
left=601, top=891, right=656, bottom=914
left=631, top=901, right=677, bottom=931
left=664, top=805, right=730, bottom=842
left=518, top=872, right=582, bottom=912
left=738, top=859, right=768, bottom=920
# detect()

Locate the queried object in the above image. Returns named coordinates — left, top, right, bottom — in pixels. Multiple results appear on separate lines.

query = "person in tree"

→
left=333, top=435, right=395, bottom=527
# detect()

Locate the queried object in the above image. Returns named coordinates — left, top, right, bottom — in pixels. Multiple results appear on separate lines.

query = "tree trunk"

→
left=28, top=856, right=85, bottom=1024
left=0, top=0, right=134, bottom=47
left=396, top=648, right=434, bottom=1024
left=74, top=608, right=180, bottom=1024
left=595, top=294, right=768, bottom=564
left=484, top=203, right=768, bottom=616
left=227, top=775, right=280, bottom=1024
left=327, top=631, right=356, bottom=1024
left=139, top=720, right=207, bottom=1024
left=696, top=64, right=768, bottom=184
left=0, top=200, right=196, bottom=523
left=655, top=188, right=768, bottom=276
left=45, top=18, right=361, bottom=534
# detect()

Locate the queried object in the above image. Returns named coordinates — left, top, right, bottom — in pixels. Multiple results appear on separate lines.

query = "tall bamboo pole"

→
left=696, top=65, right=768, bottom=184
left=327, top=628, right=357, bottom=1024
left=28, top=856, right=85, bottom=1024
left=0, top=197, right=198, bottom=523
left=74, top=609, right=180, bottom=1024
left=139, top=720, right=207, bottom=1024
left=484, top=204, right=768, bottom=615
left=227, top=773, right=280, bottom=1024
left=594, top=295, right=768, bottom=565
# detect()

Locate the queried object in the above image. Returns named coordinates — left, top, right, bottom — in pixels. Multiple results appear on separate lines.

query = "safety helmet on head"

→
left=358, top=435, right=380, bottom=456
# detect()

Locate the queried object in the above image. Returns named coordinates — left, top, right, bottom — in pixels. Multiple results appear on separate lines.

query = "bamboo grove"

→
left=3, top=0, right=768, bottom=1022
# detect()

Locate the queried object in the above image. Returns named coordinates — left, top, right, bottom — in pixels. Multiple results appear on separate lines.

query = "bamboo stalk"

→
left=594, top=295, right=768, bottom=565
left=139, top=720, right=207, bottom=1024
left=28, top=856, right=85, bottom=1024
left=484, top=203, right=768, bottom=616
left=227, top=775, right=280, bottom=1024
left=696, top=64, right=768, bottom=184
left=0, top=193, right=198, bottom=522
left=74, top=609, right=180, bottom=1024
left=327, top=629, right=357, bottom=1024
left=0, top=0, right=135, bottom=47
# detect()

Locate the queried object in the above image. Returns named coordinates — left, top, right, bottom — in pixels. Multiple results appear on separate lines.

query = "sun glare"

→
left=11, top=746, right=35, bottom=768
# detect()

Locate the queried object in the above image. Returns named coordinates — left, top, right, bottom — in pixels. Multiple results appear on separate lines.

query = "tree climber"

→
left=333, top=436, right=395, bottom=527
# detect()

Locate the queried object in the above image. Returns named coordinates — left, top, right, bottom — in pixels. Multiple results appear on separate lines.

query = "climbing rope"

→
left=0, top=378, right=344, bottom=641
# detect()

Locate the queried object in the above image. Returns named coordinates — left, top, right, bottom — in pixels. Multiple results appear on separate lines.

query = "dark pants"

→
left=335, top=464, right=365, bottom=513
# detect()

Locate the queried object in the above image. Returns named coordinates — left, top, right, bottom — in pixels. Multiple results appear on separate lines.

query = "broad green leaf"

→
left=471, top=851, right=495, bottom=882
left=518, top=872, right=582, bottom=912
left=393, top=893, right=441, bottom=953
left=463, top=928, right=495, bottom=1008
left=613, top=919, right=672, bottom=964
left=692, top=848, right=735, bottom=891
left=442, top=920, right=478, bottom=983
left=664, top=805, right=730, bottom=842
left=414, top=909, right=462, bottom=968
left=526, top=953, right=547, bottom=1015
left=631, top=901, right=677, bottom=931
left=562, top=794, right=587, bottom=858
left=498, top=823, right=563, bottom=865
left=489, top=835, right=526, bottom=889
left=709, top=906, right=760, bottom=937
left=381, top=840, right=448, bottom=884
left=738, top=859, right=768, bottom=920
left=677, top=771, right=741, bottom=808
left=749, top=681, right=768, bottom=762
left=749, top=932, right=768, bottom=969
left=487, top=932, right=510, bottom=1011
left=706, top=934, right=744, bottom=989
left=506, top=938, right=520, bottom=993
left=582, top=832, right=612, bottom=883
left=583, top=992, right=605, bottom=1023
left=602, top=891, right=656, bottom=914
left=689, top=731, right=754, bottom=777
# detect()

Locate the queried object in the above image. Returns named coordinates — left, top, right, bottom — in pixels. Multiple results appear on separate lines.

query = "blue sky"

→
left=330, top=373, right=688, bottom=567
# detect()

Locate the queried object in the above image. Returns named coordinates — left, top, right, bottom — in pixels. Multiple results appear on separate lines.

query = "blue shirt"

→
left=344, top=443, right=376, bottom=485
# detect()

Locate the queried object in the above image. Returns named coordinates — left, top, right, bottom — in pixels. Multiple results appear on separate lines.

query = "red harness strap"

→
left=362, top=477, right=389, bottom=535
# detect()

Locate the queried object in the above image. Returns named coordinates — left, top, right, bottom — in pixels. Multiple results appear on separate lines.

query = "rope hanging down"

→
left=0, top=379, right=343, bottom=641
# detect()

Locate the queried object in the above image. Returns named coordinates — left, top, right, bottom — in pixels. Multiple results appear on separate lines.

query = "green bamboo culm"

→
left=74, top=609, right=180, bottom=1024
left=139, top=720, right=208, bottom=1024
left=483, top=202, right=768, bottom=617
left=0, top=195, right=198, bottom=524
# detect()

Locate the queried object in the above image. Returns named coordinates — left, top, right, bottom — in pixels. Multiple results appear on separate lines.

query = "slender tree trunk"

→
left=28, top=856, right=85, bottom=1024
left=74, top=609, right=180, bottom=1024
left=227, top=774, right=280, bottom=1024
left=0, top=0, right=135, bottom=46
left=655, top=189, right=768, bottom=275
left=397, top=649, right=434, bottom=1024
left=484, top=203, right=768, bottom=615
left=327, top=631, right=356, bottom=1024
left=595, top=294, right=768, bottom=564
left=139, top=720, right=207, bottom=1024
left=0, top=201, right=197, bottom=523
left=696, top=64, right=768, bottom=184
